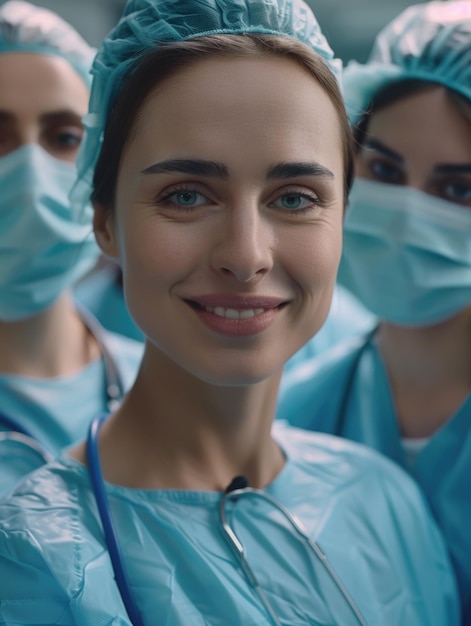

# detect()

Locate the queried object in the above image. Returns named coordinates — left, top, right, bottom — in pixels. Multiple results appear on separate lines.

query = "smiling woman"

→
left=0, top=1, right=460, bottom=625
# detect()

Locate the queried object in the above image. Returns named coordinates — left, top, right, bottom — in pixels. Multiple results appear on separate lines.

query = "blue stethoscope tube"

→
left=87, top=413, right=145, bottom=626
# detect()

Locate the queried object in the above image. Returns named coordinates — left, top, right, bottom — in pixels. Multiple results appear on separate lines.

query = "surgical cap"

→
left=343, top=0, right=471, bottom=124
left=0, top=0, right=95, bottom=86
left=71, top=0, right=342, bottom=221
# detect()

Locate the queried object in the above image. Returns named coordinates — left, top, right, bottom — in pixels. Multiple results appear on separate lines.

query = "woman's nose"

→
left=210, top=204, right=274, bottom=283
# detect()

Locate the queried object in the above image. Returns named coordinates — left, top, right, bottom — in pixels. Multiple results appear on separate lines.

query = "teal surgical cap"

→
left=71, top=0, right=342, bottom=221
left=0, top=1, right=95, bottom=87
left=343, top=0, right=471, bottom=125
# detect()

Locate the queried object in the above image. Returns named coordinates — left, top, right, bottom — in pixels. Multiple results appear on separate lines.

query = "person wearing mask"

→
left=0, top=0, right=458, bottom=624
left=278, top=2, right=471, bottom=621
left=0, top=1, right=143, bottom=496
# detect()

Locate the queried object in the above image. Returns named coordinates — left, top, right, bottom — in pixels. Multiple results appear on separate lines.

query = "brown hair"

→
left=353, top=78, right=471, bottom=150
left=91, top=34, right=354, bottom=212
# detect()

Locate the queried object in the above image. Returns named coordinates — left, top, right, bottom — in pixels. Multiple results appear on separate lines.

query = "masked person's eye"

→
left=368, top=158, right=405, bottom=185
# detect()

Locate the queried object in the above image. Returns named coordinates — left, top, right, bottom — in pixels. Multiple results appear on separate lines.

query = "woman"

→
left=0, top=1, right=458, bottom=624
left=278, top=1, right=471, bottom=621
left=0, top=1, right=143, bottom=495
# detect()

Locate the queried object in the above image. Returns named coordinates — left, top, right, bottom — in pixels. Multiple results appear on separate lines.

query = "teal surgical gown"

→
left=277, top=335, right=471, bottom=622
left=0, top=320, right=143, bottom=497
left=0, top=423, right=458, bottom=625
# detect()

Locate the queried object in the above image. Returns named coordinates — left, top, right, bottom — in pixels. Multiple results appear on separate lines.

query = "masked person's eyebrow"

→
left=362, top=139, right=404, bottom=163
left=434, top=163, right=471, bottom=175
left=40, top=110, right=84, bottom=125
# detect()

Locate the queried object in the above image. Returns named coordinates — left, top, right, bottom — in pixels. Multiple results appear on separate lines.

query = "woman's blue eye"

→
left=165, top=190, right=208, bottom=207
left=272, top=193, right=316, bottom=211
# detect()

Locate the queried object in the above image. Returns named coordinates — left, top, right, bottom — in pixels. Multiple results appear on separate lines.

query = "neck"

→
left=82, top=344, right=285, bottom=491
left=0, top=292, right=100, bottom=378
left=377, top=309, right=471, bottom=437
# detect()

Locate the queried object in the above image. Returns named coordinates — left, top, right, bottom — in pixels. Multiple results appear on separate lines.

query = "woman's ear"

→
left=93, top=202, right=120, bottom=259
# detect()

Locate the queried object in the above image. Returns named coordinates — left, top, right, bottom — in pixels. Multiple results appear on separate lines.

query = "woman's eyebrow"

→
left=266, top=162, right=334, bottom=179
left=140, top=158, right=229, bottom=178
left=434, top=163, right=471, bottom=175
left=139, top=159, right=335, bottom=180
left=363, top=138, right=404, bottom=163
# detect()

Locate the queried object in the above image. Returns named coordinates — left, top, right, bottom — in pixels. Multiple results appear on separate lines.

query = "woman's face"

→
left=0, top=52, right=88, bottom=162
left=356, top=85, right=471, bottom=208
left=98, top=55, right=344, bottom=384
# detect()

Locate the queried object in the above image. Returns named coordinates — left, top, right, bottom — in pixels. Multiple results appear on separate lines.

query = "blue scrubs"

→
left=0, top=423, right=458, bottom=625
left=277, top=335, right=471, bottom=622
left=285, top=285, right=376, bottom=371
left=0, top=324, right=143, bottom=497
left=75, top=262, right=144, bottom=342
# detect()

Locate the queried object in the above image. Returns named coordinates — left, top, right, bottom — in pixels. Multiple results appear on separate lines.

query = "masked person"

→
left=278, top=1, right=471, bottom=621
left=0, top=1, right=459, bottom=624
left=0, top=1, right=143, bottom=496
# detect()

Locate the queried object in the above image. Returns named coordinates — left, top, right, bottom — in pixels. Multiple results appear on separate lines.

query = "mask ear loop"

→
left=87, top=413, right=145, bottom=626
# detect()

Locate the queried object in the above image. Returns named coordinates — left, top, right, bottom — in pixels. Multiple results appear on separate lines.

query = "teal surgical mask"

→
left=338, top=178, right=471, bottom=327
left=0, top=144, right=99, bottom=321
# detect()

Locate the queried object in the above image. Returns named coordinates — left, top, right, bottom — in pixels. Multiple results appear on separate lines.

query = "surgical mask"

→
left=0, top=144, right=99, bottom=321
left=337, top=178, right=471, bottom=327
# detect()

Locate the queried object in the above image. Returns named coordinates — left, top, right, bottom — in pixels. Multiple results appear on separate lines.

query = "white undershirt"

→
left=402, top=437, right=430, bottom=467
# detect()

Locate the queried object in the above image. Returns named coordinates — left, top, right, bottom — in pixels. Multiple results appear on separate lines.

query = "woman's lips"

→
left=184, top=295, right=288, bottom=336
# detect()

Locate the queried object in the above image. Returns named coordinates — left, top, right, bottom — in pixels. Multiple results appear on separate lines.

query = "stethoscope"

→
left=87, top=413, right=367, bottom=626
left=0, top=305, right=126, bottom=463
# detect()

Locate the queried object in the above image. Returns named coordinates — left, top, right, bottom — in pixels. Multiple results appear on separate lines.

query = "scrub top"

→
left=0, top=423, right=458, bottom=625
left=75, top=261, right=145, bottom=342
left=0, top=323, right=143, bottom=497
left=277, top=335, right=471, bottom=623
left=284, top=285, right=376, bottom=371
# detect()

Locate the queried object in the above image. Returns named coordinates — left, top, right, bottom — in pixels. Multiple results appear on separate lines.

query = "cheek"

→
left=118, top=220, right=205, bottom=290
left=282, top=220, right=342, bottom=289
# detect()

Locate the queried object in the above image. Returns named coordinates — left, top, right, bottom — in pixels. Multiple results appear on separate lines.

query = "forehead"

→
left=0, top=52, right=88, bottom=116
left=366, top=86, right=471, bottom=164
left=123, top=54, right=343, bottom=176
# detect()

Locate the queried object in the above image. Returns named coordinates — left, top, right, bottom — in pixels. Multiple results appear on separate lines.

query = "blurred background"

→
left=0, top=0, right=429, bottom=63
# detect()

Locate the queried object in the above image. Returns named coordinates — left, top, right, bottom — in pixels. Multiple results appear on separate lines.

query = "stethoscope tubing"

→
left=87, top=413, right=145, bottom=626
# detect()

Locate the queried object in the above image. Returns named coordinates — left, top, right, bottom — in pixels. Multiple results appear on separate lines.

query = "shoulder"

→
left=0, top=457, right=123, bottom=623
left=0, top=459, right=85, bottom=619
left=279, top=425, right=460, bottom=624
left=273, top=421, right=437, bottom=515
left=273, top=424, right=458, bottom=595
left=0, top=457, right=90, bottom=547
left=274, top=420, right=397, bottom=476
